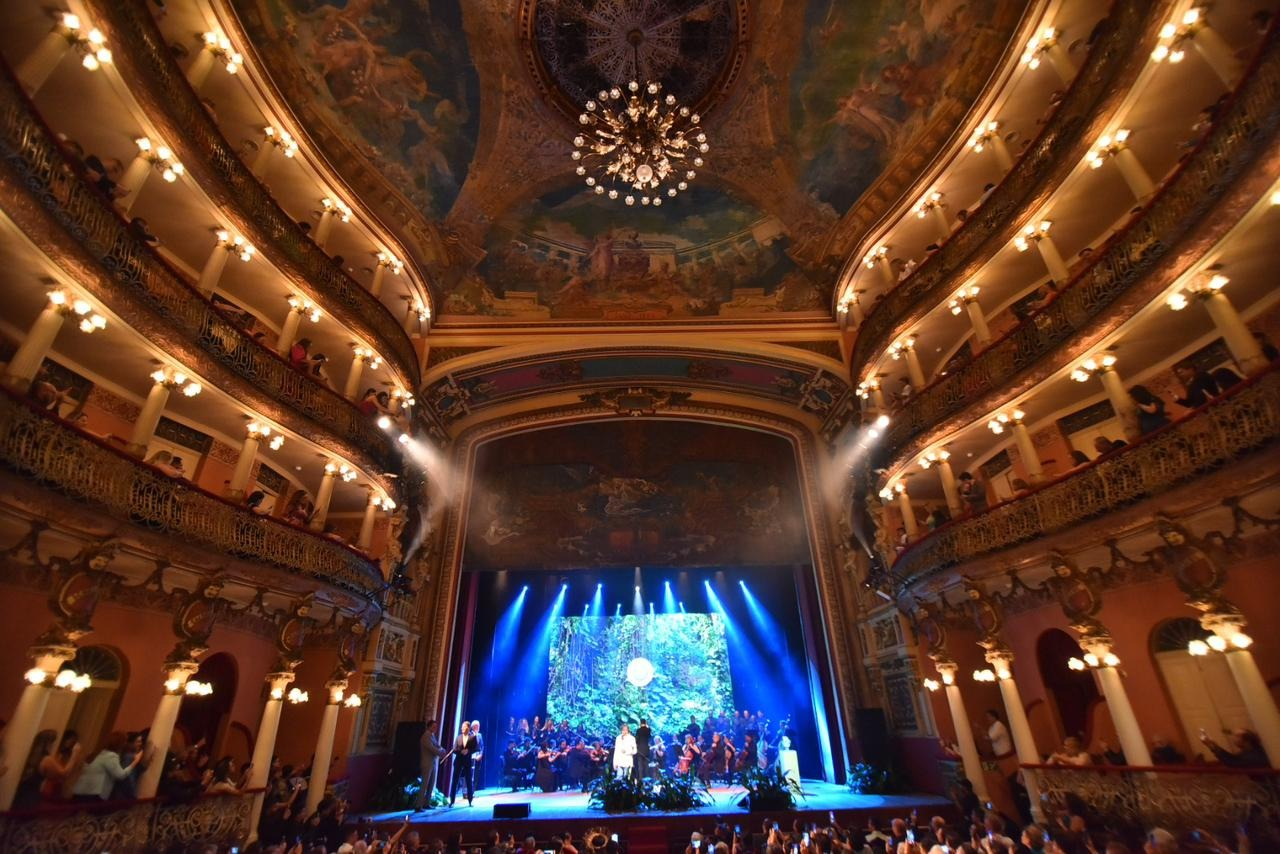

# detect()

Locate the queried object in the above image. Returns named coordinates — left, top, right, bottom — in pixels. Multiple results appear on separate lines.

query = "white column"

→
left=848, top=295, right=864, bottom=326
left=117, top=156, right=153, bottom=214
left=305, top=679, right=348, bottom=815
left=343, top=352, right=366, bottom=399
left=935, top=661, right=990, bottom=800
left=276, top=309, right=304, bottom=357
left=1035, top=236, right=1069, bottom=283
left=127, top=381, right=174, bottom=457
left=197, top=240, right=232, bottom=296
left=1202, top=614, right=1280, bottom=767
left=876, top=256, right=895, bottom=289
left=370, top=264, right=388, bottom=299
left=1112, top=148, right=1155, bottom=200
left=137, top=661, right=199, bottom=798
left=1096, top=366, right=1140, bottom=443
left=1046, top=44, right=1075, bottom=85
left=252, top=143, right=275, bottom=179
left=1, top=303, right=68, bottom=392
left=227, top=430, right=263, bottom=500
left=935, top=459, right=964, bottom=518
left=357, top=495, right=380, bottom=551
left=986, top=652, right=1044, bottom=821
left=895, top=485, right=919, bottom=538
left=310, top=467, right=340, bottom=530
left=990, top=135, right=1013, bottom=172
left=904, top=346, right=926, bottom=388
left=1010, top=420, right=1044, bottom=482
left=929, top=206, right=951, bottom=242
left=1081, top=637, right=1152, bottom=766
left=314, top=209, right=337, bottom=250
left=0, top=642, right=76, bottom=809
left=186, top=49, right=216, bottom=91
left=1193, top=27, right=1242, bottom=88
left=964, top=299, right=991, bottom=346
left=1201, top=292, right=1267, bottom=374
left=247, top=672, right=296, bottom=842
left=15, top=31, right=72, bottom=96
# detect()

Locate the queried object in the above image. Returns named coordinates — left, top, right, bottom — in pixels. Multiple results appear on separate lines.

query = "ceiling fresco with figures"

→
left=463, top=420, right=812, bottom=570
left=231, top=0, right=1023, bottom=322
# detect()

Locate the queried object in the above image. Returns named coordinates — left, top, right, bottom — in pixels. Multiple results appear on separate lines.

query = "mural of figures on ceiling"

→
left=463, top=421, right=812, bottom=570
left=792, top=0, right=999, bottom=213
left=240, top=0, right=480, bottom=219
left=442, top=185, right=833, bottom=320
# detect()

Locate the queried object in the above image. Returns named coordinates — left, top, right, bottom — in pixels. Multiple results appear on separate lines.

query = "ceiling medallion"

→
left=572, top=79, right=707, bottom=206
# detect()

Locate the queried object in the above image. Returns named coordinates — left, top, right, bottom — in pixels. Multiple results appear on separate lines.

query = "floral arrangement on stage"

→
left=738, top=766, right=805, bottom=812
left=588, top=769, right=709, bottom=814
left=846, top=761, right=904, bottom=794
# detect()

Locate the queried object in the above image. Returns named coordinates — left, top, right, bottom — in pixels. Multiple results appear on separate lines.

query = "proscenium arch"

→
left=411, top=401, right=868, bottom=783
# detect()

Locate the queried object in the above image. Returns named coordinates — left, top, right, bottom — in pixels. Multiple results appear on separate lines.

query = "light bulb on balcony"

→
left=54, top=670, right=76, bottom=689
left=343, top=694, right=362, bottom=708
left=48, top=289, right=68, bottom=306
left=1166, top=292, right=1190, bottom=311
left=62, top=13, right=81, bottom=31
left=24, top=667, right=47, bottom=685
left=1230, top=632, right=1252, bottom=649
left=1067, top=657, right=1085, bottom=671
left=270, top=687, right=284, bottom=700
left=1083, top=652, right=1099, bottom=668
left=377, top=416, right=392, bottom=430
left=269, top=435, right=285, bottom=451
left=182, top=382, right=203, bottom=397
left=922, top=678, right=940, bottom=692
left=862, top=245, right=889, bottom=268
left=1102, top=652, right=1120, bottom=667
left=1206, top=635, right=1227, bottom=652
left=940, top=670, right=955, bottom=686
left=164, top=678, right=182, bottom=693
left=1187, top=639, right=1209, bottom=656
left=398, top=433, right=411, bottom=445
left=995, top=668, right=1012, bottom=681
left=287, top=687, right=309, bottom=704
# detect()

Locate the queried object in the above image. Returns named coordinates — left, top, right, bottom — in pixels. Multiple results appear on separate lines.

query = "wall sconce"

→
left=1188, top=632, right=1252, bottom=655
left=325, top=461, right=358, bottom=483
left=135, top=137, right=184, bottom=182
left=248, top=421, right=285, bottom=450
left=184, top=680, right=213, bottom=696
left=1086, top=129, right=1131, bottom=169
left=918, top=449, right=950, bottom=469
left=948, top=286, right=980, bottom=315
left=1067, top=651, right=1120, bottom=670
left=322, top=197, right=353, bottom=223
left=1151, top=8, right=1204, bottom=63
left=914, top=192, right=943, bottom=218
left=1166, top=273, right=1227, bottom=311
left=1012, top=220, right=1052, bottom=252
left=922, top=678, right=941, bottom=692
left=263, top=126, right=299, bottom=158
left=1070, top=354, right=1117, bottom=382
left=343, top=694, right=363, bottom=709
left=862, top=246, right=889, bottom=269
left=986, top=409, right=1025, bottom=434
left=968, top=121, right=1001, bottom=153
left=201, top=31, right=243, bottom=74
left=216, top=230, right=255, bottom=262
left=286, top=687, right=309, bottom=704
left=59, top=14, right=112, bottom=71
left=353, top=345, right=382, bottom=370
left=48, top=288, right=107, bottom=333
left=1021, top=27, right=1059, bottom=70
left=376, top=251, right=404, bottom=274
left=287, top=294, right=322, bottom=322
left=151, top=366, right=202, bottom=397
left=54, top=670, right=91, bottom=693
left=887, top=336, right=916, bottom=360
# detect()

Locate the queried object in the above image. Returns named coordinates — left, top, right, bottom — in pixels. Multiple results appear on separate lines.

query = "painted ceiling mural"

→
left=231, top=0, right=1019, bottom=321
left=463, top=421, right=812, bottom=569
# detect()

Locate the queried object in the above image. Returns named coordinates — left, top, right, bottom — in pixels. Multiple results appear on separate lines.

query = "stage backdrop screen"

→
left=548, top=613, right=734, bottom=738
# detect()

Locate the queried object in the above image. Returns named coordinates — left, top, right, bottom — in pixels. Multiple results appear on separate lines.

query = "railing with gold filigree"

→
left=80, top=0, right=419, bottom=387
left=875, top=23, right=1280, bottom=462
left=1027, top=763, right=1280, bottom=838
left=885, top=368, right=1280, bottom=592
left=0, top=61, right=401, bottom=477
left=848, top=0, right=1147, bottom=374
left=0, top=390, right=384, bottom=602
left=0, top=788, right=259, bottom=853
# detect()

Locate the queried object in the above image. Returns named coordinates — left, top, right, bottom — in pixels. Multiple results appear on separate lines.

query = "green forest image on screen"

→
left=547, top=614, right=734, bottom=738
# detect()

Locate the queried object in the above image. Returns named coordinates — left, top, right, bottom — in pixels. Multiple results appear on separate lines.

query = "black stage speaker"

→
left=493, top=802, right=531, bottom=820
left=392, top=721, right=426, bottom=777
left=853, top=707, right=893, bottom=770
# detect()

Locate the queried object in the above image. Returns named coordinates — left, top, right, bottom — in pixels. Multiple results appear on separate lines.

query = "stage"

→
left=364, top=781, right=951, bottom=845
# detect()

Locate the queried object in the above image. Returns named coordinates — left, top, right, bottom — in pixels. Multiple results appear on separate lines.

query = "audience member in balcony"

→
left=926, top=507, right=949, bottom=530
left=14, top=728, right=81, bottom=806
left=1129, top=386, right=1170, bottom=435
left=128, top=217, right=160, bottom=247
left=894, top=378, right=914, bottom=406
left=28, top=367, right=72, bottom=413
left=978, top=183, right=996, bottom=206
left=957, top=471, right=987, bottom=514
left=283, top=489, right=316, bottom=526
left=290, top=337, right=314, bottom=371
left=205, top=757, right=241, bottom=794
left=1068, top=449, right=1092, bottom=470
left=307, top=352, right=336, bottom=389
left=1172, top=363, right=1220, bottom=409
left=1253, top=331, right=1279, bottom=363
left=1010, top=478, right=1032, bottom=498
left=169, top=456, right=189, bottom=479
left=1092, top=437, right=1124, bottom=457
left=358, top=387, right=381, bottom=417
left=70, top=730, right=144, bottom=801
left=323, top=522, right=346, bottom=544
left=1148, top=735, right=1186, bottom=765
left=1047, top=736, right=1091, bottom=766
left=1199, top=727, right=1267, bottom=768
left=82, top=153, right=128, bottom=201
left=984, top=710, right=1012, bottom=758
left=245, top=490, right=270, bottom=515
left=145, top=449, right=183, bottom=478
left=111, top=732, right=147, bottom=800
left=1210, top=365, right=1243, bottom=394
left=897, top=258, right=917, bottom=281
left=895, top=526, right=909, bottom=555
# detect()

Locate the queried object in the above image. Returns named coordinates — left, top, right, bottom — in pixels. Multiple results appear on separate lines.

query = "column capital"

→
left=27, top=640, right=77, bottom=680
left=931, top=657, right=959, bottom=685
left=1200, top=608, right=1247, bottom=638
left=984, top=647, right=1015, bottom=680
left=266, top=671, right=297, bottom=699
left=324, top=677, right=350, bottom=706
left=161, top=661, right=201, bottom=694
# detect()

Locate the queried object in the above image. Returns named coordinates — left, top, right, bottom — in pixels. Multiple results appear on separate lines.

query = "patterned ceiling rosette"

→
left=520, top=0, right=750, bottom=124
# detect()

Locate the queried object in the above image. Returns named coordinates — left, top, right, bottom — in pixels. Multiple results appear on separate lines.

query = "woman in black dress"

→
left=535, top=741, right=557, bottom=793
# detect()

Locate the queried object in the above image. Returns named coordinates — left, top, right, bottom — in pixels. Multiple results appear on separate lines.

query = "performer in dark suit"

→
left=414, top=719, right=447, bottom=809
left=634, top=718, right=652, bottom=780
left=449, top=721, right=479, bottom=806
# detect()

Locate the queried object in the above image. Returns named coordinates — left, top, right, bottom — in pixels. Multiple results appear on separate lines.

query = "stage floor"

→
left=366, top=781, right=950, bottom=827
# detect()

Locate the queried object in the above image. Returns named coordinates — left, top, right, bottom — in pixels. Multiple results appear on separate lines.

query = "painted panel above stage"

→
left=443, top=186, right=832, bottom=321
left=463, top=421, right=811, bottom=570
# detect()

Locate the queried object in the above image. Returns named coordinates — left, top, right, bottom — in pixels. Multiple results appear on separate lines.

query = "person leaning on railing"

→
left=1199, top=728, right=1268, bottom=768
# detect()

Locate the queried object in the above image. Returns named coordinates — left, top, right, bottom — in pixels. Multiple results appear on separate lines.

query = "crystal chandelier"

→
left=572, top=80, right=707, bottom=207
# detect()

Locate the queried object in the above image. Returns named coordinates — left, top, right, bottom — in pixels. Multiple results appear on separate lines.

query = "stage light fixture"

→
left=635, top=585, right=640, bottom=592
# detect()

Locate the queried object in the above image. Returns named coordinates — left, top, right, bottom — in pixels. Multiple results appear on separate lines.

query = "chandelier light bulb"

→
left=1187, top=639, right=1209, bottom=656
left=1207, top=635, right=1228, bottom=652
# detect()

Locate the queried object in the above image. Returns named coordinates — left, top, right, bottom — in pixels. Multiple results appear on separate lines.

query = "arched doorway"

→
left=1151, top=618, right=1249, bottom=760
left=39, top=646, right=127, bottom=750
left=1035, top=629, right=1100, bottom=744
left=174, top=652, right=237, bottom=755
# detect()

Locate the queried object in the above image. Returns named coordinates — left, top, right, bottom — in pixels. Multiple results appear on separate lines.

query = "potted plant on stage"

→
left=649, top=770, right=710, bottom=812
left=588, top=768, right=652, bottom=813
left=738, top=766, right=804, bottom=812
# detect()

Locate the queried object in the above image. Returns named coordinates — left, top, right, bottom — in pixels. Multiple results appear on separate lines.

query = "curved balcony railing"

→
left=848, top=0, right=1148, bottom=374
left=0, top=62, right=401, bottom=477
left=876, top=27, right=1280, bottom=463
left=883, top=368, right=1280, bottom=593
left=0, top=390, right=385, bottom=604
left=0, top=788, right=261, bottom=852
left=1027, top=763, right=1280, bottom=837
left=82, top=0, right=419, bottom=386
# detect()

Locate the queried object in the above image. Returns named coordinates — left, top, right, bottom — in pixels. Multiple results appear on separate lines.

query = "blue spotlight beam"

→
left=507, top=584, right=567, bottom=718
left=662, top=580, right=677, bottom=614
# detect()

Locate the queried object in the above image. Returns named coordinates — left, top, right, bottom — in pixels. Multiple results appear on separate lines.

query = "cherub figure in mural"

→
left=598, top=476, right=662, bottom=518
left=743, top=484, right=783, bottom=534
left=826, top=83, right=900, bottom=149
left=588, top=230, right=616, bottom=279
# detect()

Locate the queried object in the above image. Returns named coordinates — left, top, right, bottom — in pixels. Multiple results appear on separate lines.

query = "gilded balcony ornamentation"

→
left=0, top=63, right=400, bottom=478
left=885, top=370, right=1280, bottom=594
left=0, top=789, right=257, bottom=851
left=877, top=26, right=1280, bottom=462
left=0, top=391, right=385, bottom=602
left=1028, top=764, right=1280, bottom=835
left=848, top=0, right=1147, bottom=370
left=80, top=0, right=419, bottom=385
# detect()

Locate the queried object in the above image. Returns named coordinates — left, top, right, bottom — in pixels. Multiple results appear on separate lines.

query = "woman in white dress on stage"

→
left=612, top=723, right=637, bottom=778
